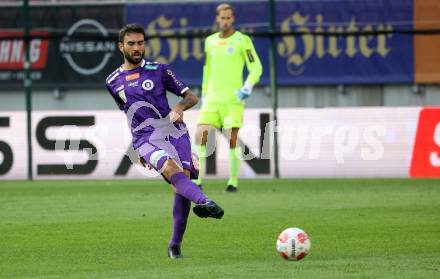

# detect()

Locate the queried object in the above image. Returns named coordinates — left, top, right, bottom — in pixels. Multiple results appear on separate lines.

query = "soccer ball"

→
left=276, top=227, right=311, bottom=261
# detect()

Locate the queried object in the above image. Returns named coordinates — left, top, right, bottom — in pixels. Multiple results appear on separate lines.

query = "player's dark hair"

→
left=118, top=23, right=145, bottom=43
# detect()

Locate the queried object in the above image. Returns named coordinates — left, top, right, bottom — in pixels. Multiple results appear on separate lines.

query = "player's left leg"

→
left=161, top=159, right=224, bottom=219
left=166, top=133, right=224, bottom=258
left=222, top=105, right=244, bottom=192
left=138, top=137, right=223, bottom=259
left=225, top=127, right=240, bottom=192
left=159, top=158, right=223, bottom=259
left=140, top=143, right=223, bottom=213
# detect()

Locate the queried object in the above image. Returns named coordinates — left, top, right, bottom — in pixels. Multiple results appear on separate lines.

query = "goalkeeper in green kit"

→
left=194, top=3, right=263, bottom=192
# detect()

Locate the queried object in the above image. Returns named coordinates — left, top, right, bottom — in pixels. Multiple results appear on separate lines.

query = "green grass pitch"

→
left=0, top=179, right=439, bottom=278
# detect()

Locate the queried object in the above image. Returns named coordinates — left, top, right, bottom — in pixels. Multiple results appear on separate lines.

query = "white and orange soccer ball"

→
left=276, top=227, right=311, bottom=261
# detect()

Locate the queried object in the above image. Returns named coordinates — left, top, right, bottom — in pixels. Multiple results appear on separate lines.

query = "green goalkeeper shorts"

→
left=197, top=102, right=244, bottom=129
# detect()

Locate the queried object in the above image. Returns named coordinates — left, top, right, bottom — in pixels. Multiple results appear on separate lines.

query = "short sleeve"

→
left=161, top=64, right=189, bottom=97
left=105, top=82, right=124, bottom=110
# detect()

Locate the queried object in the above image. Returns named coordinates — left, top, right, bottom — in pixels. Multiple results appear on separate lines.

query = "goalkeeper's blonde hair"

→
left=216, top=3, right=234, bottom=15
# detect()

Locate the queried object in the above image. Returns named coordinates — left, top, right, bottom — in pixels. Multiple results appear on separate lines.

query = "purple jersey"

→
left=105, top=59, right=197, bottom=179
left=105, top=59, right=189, bottom=141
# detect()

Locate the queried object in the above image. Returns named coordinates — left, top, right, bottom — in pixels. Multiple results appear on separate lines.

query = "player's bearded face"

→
left=120, top=33, right=145, bottom=64
left=123, top=47, right=144, bottom=64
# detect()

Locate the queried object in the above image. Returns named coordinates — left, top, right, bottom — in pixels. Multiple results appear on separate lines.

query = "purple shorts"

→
left=134, top=128, right=199, bottom=182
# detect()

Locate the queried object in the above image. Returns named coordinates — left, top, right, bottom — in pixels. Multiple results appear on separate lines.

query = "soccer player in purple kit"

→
left=105, top=24, right=224, bottom=259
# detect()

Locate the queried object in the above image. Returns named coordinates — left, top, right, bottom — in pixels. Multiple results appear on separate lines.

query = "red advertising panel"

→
left=0, top=31, right=49, bottom=70
left=410, top=108, right=440, bottom=177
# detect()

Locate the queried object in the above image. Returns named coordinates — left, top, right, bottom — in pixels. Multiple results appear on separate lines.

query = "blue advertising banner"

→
left=126, top=0, right=414, bottom=86
left=126, top=2, right=269, bottom=86
left=275, top=0, right=414, bottom=84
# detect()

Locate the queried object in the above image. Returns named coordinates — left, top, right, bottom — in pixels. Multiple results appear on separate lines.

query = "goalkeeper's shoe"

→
left=168, top=245, right=182, bottom=259
left=225, top=185, right=237, bottom=192
left=193, top=200, right=224, bottom=219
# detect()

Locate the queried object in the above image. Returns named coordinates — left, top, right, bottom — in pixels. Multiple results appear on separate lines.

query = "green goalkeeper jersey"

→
left=202, top=31, right=262, bottom=105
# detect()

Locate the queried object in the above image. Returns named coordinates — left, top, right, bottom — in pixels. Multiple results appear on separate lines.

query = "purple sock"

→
left=170, top=172, right=207, bottom=204
left=169, top=193, right=191, bottom=247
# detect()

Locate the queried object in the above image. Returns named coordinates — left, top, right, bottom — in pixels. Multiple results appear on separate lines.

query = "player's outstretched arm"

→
left=170, top=90, right=198, bottom=122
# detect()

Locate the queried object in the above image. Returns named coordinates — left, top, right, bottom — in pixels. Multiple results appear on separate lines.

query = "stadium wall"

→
left=2, top=0, right=440, bottom=180
left=1, top=107, right=439, bottom=180
left=1, top=85, right=440, bottom=112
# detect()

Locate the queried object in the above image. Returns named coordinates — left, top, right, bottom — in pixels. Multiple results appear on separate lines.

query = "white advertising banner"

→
left=277, top=107, right=420, bottom=177
left=32, top=111, right=152, bottom=179
left=0, top=112, right=27, bottom=179
left=30, top=109, right=272, bottom=180
left=186, top=109, right=274, bottom=179
left=1, top=106, right=440, bottom=180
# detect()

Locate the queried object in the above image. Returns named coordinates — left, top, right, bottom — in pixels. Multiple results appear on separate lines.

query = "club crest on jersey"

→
left=142, top=79, right=154, bottom=90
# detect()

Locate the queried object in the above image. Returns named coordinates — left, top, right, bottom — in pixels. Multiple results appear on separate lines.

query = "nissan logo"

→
left=60, top=19, right=115, bottom=75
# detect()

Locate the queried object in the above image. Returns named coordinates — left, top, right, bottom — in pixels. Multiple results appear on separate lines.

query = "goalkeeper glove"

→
left=237, top=80, right=253, bottom=101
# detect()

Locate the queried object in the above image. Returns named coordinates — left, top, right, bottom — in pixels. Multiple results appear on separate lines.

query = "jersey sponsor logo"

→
left=167, top=69, right=183, bottom=87
left=144, top=63, right=159, bottom=70
left=142, top=79, right=154, bottom=90
left=118, top=89, right=127, bottom=103
left=227, top=47, right=234, bottom=54
left=60, top=19, right=115, bottom=75
left=0, top=31, right=49, bottom=70
left=410, top=108, right=440, bottom=177
left=128, top=80, right=138, bottom=87
left=126, top=72, right=140, bottom=81
left=246, top=49, right=255, bottom=63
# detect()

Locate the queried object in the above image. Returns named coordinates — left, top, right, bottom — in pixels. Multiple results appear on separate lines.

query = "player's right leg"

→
left=168, top=169, right=191, bottom=259
left=140, top=144, right=223, bottom=260
left=194, top=104, right=221, bottom=187
left=194, top=124, right=216, bottom=187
